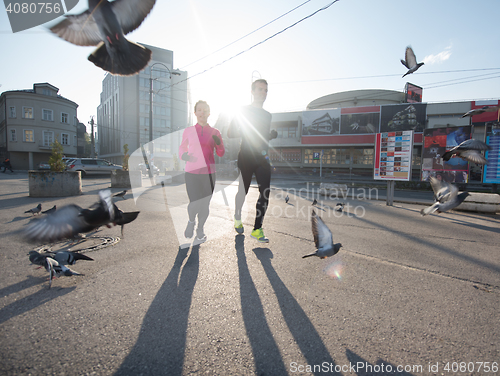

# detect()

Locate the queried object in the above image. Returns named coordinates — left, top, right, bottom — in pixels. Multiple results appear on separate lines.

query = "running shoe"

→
left=251, top=228, right=269, bottom=243
left=234, top=218, right=244, bottom=234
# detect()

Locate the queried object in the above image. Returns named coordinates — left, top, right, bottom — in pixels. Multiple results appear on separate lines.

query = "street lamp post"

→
left=148, top=62, right=180, bottom=178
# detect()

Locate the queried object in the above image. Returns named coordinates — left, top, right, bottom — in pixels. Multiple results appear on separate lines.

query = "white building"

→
left=97, top=44, right=190, bottom=169
left=0, top=83, right=79, bottom=170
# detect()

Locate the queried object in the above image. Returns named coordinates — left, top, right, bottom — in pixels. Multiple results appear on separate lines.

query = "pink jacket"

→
left=179, top=123, right=225, bottom=174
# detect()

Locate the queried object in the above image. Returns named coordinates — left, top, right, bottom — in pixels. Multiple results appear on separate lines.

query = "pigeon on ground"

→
left=42, top=205, right=57, bottom=214
left=401, top=46, right=424, bottom=78
left=312, top=199, right=318, bottom=206
left=48, top=250, right=94, bottom=266
left=113, top=190, right=127, bottom=200
left=421, top=179, right=469, bottom=216
left=334, top=202, right=344, bottom=212
left=25, top=204, right=42, bottom=216
left=28, top=250, right=84, bottom=288
left=461, top=105, right=500, bottom=118
left=285, top=195, right=289, bottom=204
left=442, top=139, right=490, bottom=165
left=50, top=0, right=156, bottom=76
left=24, top=190, right=139, bottom=242
left=302, top=210, right=342, bottom=259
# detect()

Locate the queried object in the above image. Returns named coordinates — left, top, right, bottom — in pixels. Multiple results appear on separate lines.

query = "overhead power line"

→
left=180, top=0, right=313, bottom=70
left=173, top=0, right=341, bottom=87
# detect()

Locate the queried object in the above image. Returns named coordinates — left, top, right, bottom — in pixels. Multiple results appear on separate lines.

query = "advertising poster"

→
left=374, top=130, right=413, bottom=181
left=380, top=103, right=426, bottom=133
left=483, top=125, right=500, bottom=184
left=421, top=126, right=471, bottom=183
left=340, top=110, right=380, bottom=135
left=302, top=109, right=340, bottom=136
left=405, top=83, right=423, bottom=103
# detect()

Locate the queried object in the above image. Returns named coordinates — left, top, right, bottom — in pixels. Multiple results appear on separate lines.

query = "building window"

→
left=74, top=135, right=77, bottom=146
left=10, top=129, right=17, bottom=141
left=61, top=113, right=69, bottom=123
left=43, top=131, right=54, bottom=146
left=9, top=106, right=16, bottom=118
left=42, top=109, right=54, bottom=121
left=42, top=88, right=52, bottom=96
left=61, top=133, right=69, bottom=145
left=23, top=107, right=34, bottom=119
left=24, top=129, right=34, bottom=142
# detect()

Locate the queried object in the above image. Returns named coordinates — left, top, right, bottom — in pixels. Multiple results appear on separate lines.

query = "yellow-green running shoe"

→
left=234, top=218, right=244, bottom=234
left=251, top=228, right=269, bottom=243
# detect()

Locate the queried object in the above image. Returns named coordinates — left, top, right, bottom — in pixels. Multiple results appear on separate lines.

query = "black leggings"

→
left=235, top=156, right=271, bottom=230
left=185, top=172, right=216, bottom=229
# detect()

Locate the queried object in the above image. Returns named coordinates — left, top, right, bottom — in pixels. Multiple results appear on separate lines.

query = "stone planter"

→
left=29, top=171, right=82, bottom=197
left=111, top=170, right=142, bottom=188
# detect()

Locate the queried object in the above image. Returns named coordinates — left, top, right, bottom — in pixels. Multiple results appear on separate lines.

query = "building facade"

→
left=97, top=44, right=190, bottom=168
left=267, top=89, right=499, bottom=182
left=0, top=83, right=79, bottom=170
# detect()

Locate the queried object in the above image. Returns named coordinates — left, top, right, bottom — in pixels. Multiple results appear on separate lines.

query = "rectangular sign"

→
left=374, top=130, right=413, bottom=181
left=483, top=130, right=500, bottom=183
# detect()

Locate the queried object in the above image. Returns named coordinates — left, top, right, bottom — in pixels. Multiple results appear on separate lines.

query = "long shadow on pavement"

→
left=115, top=245, right=199, bottom=376
left=253, top=247, right=341, bottom=376
left=0, top=283, right=76, bottom=325
left=235, top=234, right=288, bottom=375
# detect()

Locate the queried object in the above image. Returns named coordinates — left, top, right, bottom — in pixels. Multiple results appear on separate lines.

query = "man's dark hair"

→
left=251, top=79, right=268, bottom=91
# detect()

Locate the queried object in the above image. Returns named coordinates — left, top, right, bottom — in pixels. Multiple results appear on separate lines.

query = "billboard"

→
left=374, top=130, right=413, bottom=181
left=380, top=103, right=426, bottom=133
left=483, top=123, right=500, bottom=184
left=340, top=108, right=380, bottom=134
left=302, top=109, right=340, bottom=135
left=405, top=83, right=423, bottom=103
left=421, top=126, right=471, bottom=183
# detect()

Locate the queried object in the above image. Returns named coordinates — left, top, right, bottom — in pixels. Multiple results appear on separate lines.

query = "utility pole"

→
left=89, top=116, right=95, bottom=158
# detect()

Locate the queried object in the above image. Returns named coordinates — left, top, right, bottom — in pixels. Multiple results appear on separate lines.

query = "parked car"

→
left=66, top=158, right=122, bottom=177
left=138, top=163, right=160, bottom=176
left=37, top=161, right=51, bottom=170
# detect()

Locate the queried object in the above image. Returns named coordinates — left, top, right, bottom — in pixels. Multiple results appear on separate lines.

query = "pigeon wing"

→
left=405, top=46, right=417, bottom=68
left=99, top=190, right=115, bottom=221
left=111, top=0, right=156, bottom=35
left=311, top=211, right=333, bottom=250
left=25, top=204, right=88, bottom=242
left=400, top=59, right=410, bottom=69
left=459, top=139, right=490, bottom=151
left=50, top=11, right=102, bottom=46
left=459, top=150, right=488, bottom=165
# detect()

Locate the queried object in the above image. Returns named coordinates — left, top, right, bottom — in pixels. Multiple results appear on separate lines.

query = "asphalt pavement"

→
left=0, top=171, right=499, bottom=375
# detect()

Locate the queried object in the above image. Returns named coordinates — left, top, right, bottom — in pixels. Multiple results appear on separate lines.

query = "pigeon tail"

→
left=88, top=40, right=152, bottom=76
left=302, top=252, right=317, bottom=259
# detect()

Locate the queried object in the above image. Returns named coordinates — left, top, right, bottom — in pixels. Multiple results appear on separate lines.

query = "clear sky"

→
left=1, top=0, right=499, bottom=133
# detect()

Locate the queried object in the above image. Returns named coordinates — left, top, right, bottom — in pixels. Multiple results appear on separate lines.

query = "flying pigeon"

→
left=401, top=46, right=424, bottom=78
left=42, top=205, right=57, bottom=214
left=421, top=179, right=469, bottom=216
left=442, top=139, right=490, bottom=165
left=285, top=195, right=289, bottom=204
left=50, top=0, right=156, bottom=76
left=429, top=176, right=452, bottom=202
left=302, top=210, right=342, bottom=259
left=25, top=204, right=42, bottom=216
left=312, top=199, right=318, bottom=206
left=113, top=190, right=127, bottom=200
left=461, top=105, right=500, bottom=118
left=334, top=202, right=344, bottom=212
left=24, top=190, right=139, bottom=242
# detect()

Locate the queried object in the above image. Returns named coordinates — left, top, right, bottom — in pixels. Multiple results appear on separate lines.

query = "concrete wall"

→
left=29, top=171, right=82, bottom=197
